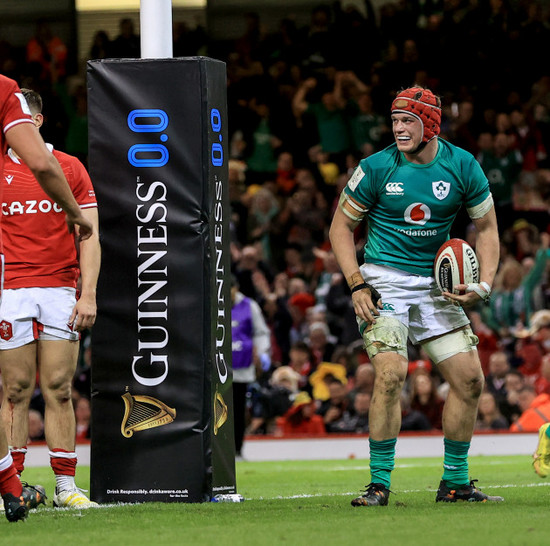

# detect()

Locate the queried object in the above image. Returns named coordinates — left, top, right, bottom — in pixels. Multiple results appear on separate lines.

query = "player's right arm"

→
left=5, top=122, right=93, bottom=240
left=329, top=204, right=381, bottom=324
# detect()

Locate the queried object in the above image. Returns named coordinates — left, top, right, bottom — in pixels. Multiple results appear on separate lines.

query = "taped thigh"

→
left=421, top=326, right=479, bottom=365
left=362, top=316, right=408, bottom=359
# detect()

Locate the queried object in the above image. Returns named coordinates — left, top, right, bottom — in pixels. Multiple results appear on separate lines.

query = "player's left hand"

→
left=69, top=295, right=97, bottom=332
left=442, top=282, right=490, bottom=308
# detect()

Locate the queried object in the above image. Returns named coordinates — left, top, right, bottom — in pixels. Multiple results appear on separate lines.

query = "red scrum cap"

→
left=391, top=87, right=442, bottom=143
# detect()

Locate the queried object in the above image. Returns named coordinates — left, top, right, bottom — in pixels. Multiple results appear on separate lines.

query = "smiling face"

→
left=392, top=112, right=423, bottom=153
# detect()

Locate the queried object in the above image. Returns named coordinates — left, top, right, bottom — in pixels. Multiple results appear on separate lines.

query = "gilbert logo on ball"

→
left=434, top=239, right=479, bottom=293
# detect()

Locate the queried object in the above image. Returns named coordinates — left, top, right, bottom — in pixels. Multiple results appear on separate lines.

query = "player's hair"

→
left=20, top=88, right=43, bottom=115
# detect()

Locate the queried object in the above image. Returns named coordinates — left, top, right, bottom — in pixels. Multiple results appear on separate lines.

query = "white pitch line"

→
left=23, top=481, right=550, bottom=508
left=253, top=481, right=550, bottom=501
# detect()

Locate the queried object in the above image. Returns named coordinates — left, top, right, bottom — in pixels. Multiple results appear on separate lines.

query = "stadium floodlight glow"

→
left=140, top=0, right=173, bottom=59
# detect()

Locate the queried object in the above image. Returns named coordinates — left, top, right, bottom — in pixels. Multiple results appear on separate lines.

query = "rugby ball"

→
left=434, top=238, right=480, bottom=293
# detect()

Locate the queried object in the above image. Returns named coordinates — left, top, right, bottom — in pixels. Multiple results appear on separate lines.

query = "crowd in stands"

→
left=220, top=1, right=550, bottom=439
left=0, top=2, right=549, bottom=441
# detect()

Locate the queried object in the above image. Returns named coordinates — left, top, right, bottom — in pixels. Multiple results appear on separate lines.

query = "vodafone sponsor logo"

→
left=385, top=182, right=404, bottom=195
left=2, top=199, right=63, bottom=216
left=404, top=202, right=431, bottom=225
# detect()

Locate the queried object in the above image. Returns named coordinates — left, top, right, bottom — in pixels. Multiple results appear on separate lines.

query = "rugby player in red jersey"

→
left=0, top=88, right=100, bottom=510
left=0, top=74, right=92, bottom=522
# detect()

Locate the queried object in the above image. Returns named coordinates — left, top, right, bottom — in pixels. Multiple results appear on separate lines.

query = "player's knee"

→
left=374, top=368, right=406, bottom=400
left=468, top=372, right=484, bottom=399
left=5, top=379, right=33, bottom=404
left=43, top=377, right=73, bottom=404
left=363, top=317, right=408, bottom=360
left=449, top=369, right=484, bottom=403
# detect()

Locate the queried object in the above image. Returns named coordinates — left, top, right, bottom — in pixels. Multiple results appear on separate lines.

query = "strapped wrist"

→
left=351, top=282, right=369, bottom=293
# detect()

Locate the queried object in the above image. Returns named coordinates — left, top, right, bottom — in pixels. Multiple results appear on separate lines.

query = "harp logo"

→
left=213, top=390, right=228, bottom=435
left=121, top=391, right=176, bottom=438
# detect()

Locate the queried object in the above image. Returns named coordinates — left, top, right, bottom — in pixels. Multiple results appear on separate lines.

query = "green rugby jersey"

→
left=344, top=139, right=491, bottom=276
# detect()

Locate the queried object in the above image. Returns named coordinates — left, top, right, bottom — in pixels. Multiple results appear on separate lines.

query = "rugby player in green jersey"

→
left=329, top=87, right=503, bottom=506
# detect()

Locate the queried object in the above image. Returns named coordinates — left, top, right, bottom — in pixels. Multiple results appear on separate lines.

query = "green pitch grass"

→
left=3, top=455, right=548, bottom=545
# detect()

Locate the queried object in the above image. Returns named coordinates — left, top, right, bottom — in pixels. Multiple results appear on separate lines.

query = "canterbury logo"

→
left=385, top=182, right=404, bottom=195
left=5, top=175, right=13, bottom=185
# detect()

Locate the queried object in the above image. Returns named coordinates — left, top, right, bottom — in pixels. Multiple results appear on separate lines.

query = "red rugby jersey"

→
left=2, top=146, right=97, bottom=288
left=0, top=75, right=35, bottom=252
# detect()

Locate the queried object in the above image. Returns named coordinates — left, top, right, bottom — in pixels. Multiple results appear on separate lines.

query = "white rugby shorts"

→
left=0, top=287, right=80, bottom=350
left=358, top=263, right=470, bottom=344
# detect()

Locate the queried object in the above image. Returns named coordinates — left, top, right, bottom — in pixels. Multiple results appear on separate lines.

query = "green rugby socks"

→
left=369, top=438, right=397, bottom=489
left=442, top=438, right=470, bottom=487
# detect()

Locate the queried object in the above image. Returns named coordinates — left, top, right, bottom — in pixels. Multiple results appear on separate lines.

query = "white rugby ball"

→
left=434, top=238, right=480, bottom=294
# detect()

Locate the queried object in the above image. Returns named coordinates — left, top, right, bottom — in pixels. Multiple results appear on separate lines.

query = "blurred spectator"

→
left=499, top=369, right=526, bottom=425
left=511, top=309, right=550, bottom=380
left=74, top=396, right=91, bottom=441
left=509, top=108, right=547, bottom=171
left=26, top=19, right=68, bottom=82
left=485, top=350, right=511, bottom=404
left=275, top=150, right=297, bottom=196
left=28, top=409, right=45, bottom=442
left=312, top=248, right=341, bottom=307
left=519, top=309, right=550, bottom=354
left=233, top=244, right=273, bottom=301
left=475, top=392, right=508, bottom=431
left=260, top=292, right=292, bottom=365
left=248, top=366, right=299, bottom=434
left=348, top=87, right=389, bottom=155
left=510, top=386, right=550, bottom=432
left=231, top=276, right=271, bottom=457
left=408, top=369, right=444, bottom=430
left=89, top=30, right=112, bottom=60
left=468, top=309, right=500, bottom=375
left=60, top=80, right=89, bottom=166
left=110, top=18, right=140, bottom=58
left=325, top=271, right=362, bottom=346
left=287, top=291, right=316, bottom=345
left=477, top=132, right=522, bottom=225
left=316, top=378, right=350, bottom=431
left=326, top=391, right=371, bottom=434
left=287, top=341, right=315, bottom=391
left=309, top=361, right=348, bottom=402
left=242, top=98, right=282, bottom=181
left=292, top=73, right=352, bottom=169
left=484, top=231, right=549, bottom=337
left=450, top=99, right=479, bottom=155
left=535, top=354, right=550, bottom=396
left=307, top=320, right=337, bottom=363
left=348, top=363, right=375, bottom=402
left=247, top=186, right=280, bottom=264
left=504, top=218, right=544, bottom=262
left=276, top=391, right=325, bottom=435
left=400, top=391, right=432, bottom=431
left=278, top=170, right=328, bottom=249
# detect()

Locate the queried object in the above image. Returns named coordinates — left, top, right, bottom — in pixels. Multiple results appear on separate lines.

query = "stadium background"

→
left=1, top=0, right=549, bottom=462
